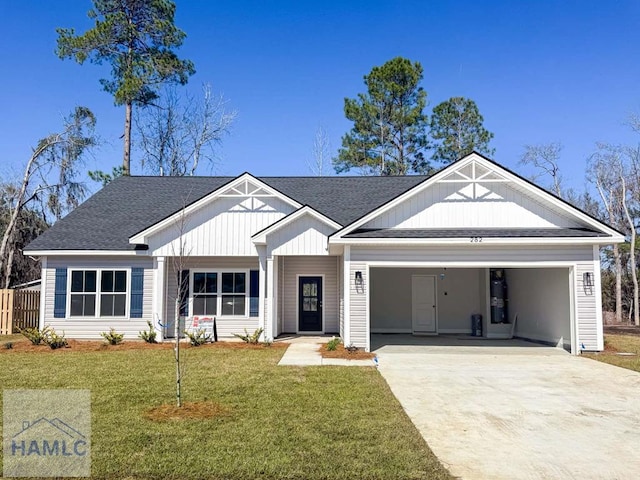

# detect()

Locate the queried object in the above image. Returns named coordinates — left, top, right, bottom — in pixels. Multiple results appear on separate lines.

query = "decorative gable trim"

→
left=129, top=173, right=302, bottom=245
left=251, top=205, right=342, bottom=245
left=330, top=152, right=625, bottom=243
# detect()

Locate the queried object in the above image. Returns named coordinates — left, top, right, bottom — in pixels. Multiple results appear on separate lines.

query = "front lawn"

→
left=583, top=334, right=640, bottom=372
left=0, top=338, right=452, bottom=479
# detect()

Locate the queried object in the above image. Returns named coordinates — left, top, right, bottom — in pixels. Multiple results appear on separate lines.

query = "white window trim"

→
left=190, top=269, right=250, bottom=319
left=66, top=268, right=131, bottom=319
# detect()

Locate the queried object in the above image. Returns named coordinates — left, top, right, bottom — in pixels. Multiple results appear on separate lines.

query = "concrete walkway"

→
left=376, top=345, right=640, bottom=480
left=277, top=339, right=375, bottom=366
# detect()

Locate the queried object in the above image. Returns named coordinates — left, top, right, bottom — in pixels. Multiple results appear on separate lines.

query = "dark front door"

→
left=299, top=276, right=323, bottom=332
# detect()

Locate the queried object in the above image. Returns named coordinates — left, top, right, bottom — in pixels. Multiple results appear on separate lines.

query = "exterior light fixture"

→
left=583, top=272, right=593, bottom=287
left=355, top=271, right=363, bottom=287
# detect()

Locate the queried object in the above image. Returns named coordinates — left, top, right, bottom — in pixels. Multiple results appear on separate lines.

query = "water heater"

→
left=490, top=269, right=508, bottom=324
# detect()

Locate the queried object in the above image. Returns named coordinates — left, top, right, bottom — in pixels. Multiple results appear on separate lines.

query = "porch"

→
left=157, top=254, right=341, bottom=340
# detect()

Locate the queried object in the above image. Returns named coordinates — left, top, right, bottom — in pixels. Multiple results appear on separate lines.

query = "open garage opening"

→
left=369, top=266, right=573, bottom=352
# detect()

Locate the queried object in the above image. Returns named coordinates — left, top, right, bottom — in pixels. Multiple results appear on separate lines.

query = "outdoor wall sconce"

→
left=583, top=272, right=593, bottom=287
left=355, top=271, right=363, bottom=287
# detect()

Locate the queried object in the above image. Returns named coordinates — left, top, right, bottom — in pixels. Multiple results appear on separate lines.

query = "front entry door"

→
left=412, top=275, right=437, bottom=334
left=299, top=276, right=323, bottom=332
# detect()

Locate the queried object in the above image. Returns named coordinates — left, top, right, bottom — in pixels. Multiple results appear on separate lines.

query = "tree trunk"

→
left=3, top=246, right=14, bottom=289
left=630, top=233, right=639, bottom=326
left=174, top=295, right=181, bottom=407
left=614, top=244, right=622, bottom=323
left=0, top=145, right=43, bottom=286
left=620, top=176, right=639, bottom=325
left=123, top=102, right=132, bottom=175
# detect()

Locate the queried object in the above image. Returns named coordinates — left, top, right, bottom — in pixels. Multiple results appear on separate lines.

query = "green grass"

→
left=584, top=334, right=640, bottom=372
left=0, top=341, right=452, bottom=479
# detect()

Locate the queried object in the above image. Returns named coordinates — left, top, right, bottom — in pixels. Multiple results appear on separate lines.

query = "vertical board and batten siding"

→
left=44, top=256, right=154, bottom=339
left=266, top=215, right=334, bottom=256
left=164, top=257, right=259, bottom=338
left=281, top=256, right=339, bottom=333
left=149, top=196, right=295, bottom=257
left=362, top=181, right=582, bottom=230
left=347, top=245, right=601, bottom=351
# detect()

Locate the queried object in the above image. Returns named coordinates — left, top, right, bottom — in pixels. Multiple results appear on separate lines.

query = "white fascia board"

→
left=23, top=249, right=147, bottom=257
left=129, top=173, right=302, bottom=244
left=251, top=205, right=341, bottom=244
left=331, top=152, right=623, bottom=240
left=329, top=235, right=624, bottom=246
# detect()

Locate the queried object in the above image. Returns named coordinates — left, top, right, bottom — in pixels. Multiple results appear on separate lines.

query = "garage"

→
left=369, top=266, right=573, bottom=351
left=332, top=154, right=624, bottom=354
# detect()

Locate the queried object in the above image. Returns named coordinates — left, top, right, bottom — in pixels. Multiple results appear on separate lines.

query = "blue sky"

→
left=1, top=1, right=639, bottom=195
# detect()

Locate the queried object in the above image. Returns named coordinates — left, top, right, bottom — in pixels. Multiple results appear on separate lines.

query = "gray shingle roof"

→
left=26, top=175, right=427, bottom=251
left=344, top=228, right=608, bottom=239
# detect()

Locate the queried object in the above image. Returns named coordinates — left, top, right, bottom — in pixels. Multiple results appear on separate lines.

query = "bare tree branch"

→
left=135, top=84, right=236, bottom=176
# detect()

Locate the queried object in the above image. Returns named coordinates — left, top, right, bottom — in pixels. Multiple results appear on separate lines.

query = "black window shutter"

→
left=54, top=268, right=67, bottom=318
left=249, top=270, right=259, bottom=317
left=130, top=268, right=144, bottom=318
left=179, top=269, right=190, bottom=317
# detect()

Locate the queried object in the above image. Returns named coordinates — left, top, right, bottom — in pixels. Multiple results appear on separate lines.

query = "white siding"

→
left=576, top=261, right=599, bottom=351
left=347, top=245, right=602, bottom=353
left=164, top=257, right=259, bottom=339
left=362, top=180, right=583, bottom=230
left=280, top=256, right=339, bottom=333
left=349, top=262, right=367, bottom=348
left=149, top=196, right=295, bottom=257
left=267, top=215, right=333, bottom=256
left=44, top=256, right=153, bottom=340
left=351, top=245, right=594, bottom=263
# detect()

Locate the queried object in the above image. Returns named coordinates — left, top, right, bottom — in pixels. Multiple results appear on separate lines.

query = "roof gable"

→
left=252, top=206, right=341, bottom=244
left=129, top=173, right=301, bottom=245
left=332, top=153, right=624, bottom=242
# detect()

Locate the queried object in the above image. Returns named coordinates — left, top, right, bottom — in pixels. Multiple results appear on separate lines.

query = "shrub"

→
left=44, top=328, right=68, bottom=349
left=101, top=328, right=124, bottom=345
left=18, top=326, right=50, bottom=345
left=327, top=337, right=341, bottom=351
left=233, top=328, right=263, bottom=344
left=4, top=342, right=13, bottom=349
left=185, top=328, right=210, bottom=346
left=139, top=321, right=158, bottom=343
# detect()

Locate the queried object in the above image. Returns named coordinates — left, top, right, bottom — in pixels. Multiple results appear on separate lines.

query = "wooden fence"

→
left=0, top=289, right=40, bottom=335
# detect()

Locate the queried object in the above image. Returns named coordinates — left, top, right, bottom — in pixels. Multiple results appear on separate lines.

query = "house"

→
left=24, top=153, right=624, bottom=354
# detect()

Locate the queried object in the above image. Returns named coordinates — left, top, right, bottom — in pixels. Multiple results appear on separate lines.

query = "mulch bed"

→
left=0, top=338, right=286, bottom=353
left=144, top=401, right=232, bottom=421
left=319, top=343, right=376, bottom=360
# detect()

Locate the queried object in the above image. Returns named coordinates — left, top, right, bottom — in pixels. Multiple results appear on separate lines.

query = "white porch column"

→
left=154, top=256, right=166, bottom=342
left=266, top=256, right=275, bottom=341
left=272, top=256, right=279, bottom=337
left=39, top=257, right=48, bottom=330
left=258, top=250, right=267, bottom=338
left=343, top=246, right=351, bottom=345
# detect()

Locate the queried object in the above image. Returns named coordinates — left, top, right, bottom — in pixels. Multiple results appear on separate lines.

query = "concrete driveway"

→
left=375, top=342, right=640, bottom=480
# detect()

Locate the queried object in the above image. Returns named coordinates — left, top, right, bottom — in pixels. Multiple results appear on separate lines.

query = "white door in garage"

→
left=412, top=275, right=437, bottom=334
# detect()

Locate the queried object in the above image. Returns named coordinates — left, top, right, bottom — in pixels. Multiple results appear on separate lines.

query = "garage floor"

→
left=375, top=340, right=640, bottom=480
